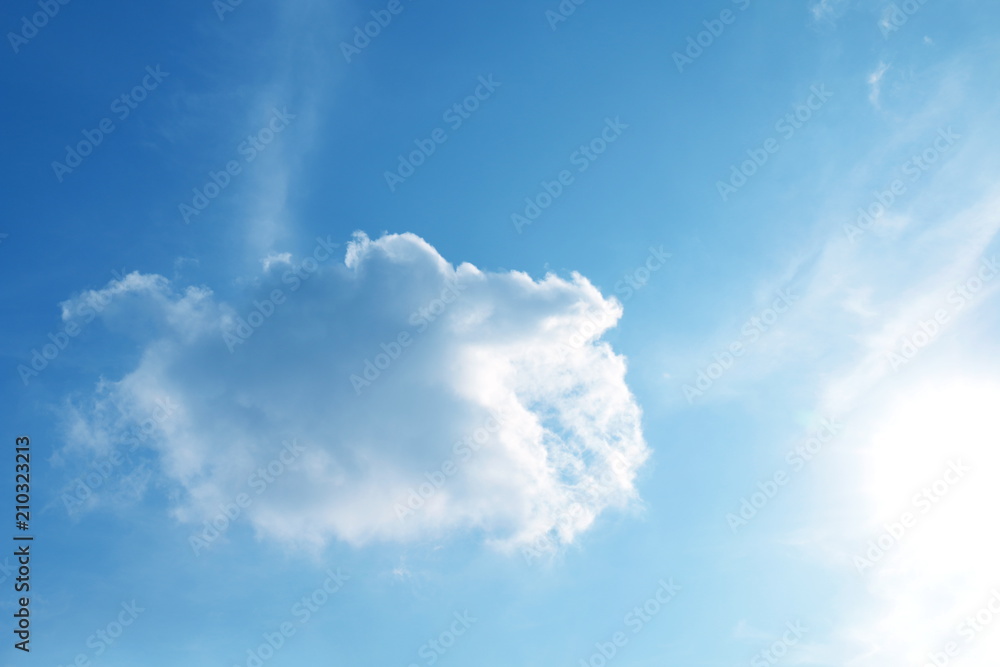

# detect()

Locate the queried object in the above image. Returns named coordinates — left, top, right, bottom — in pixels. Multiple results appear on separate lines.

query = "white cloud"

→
left=261, top=251, right=292, bottom=271
left=825, top=378, right=1000, bottom=666
left=671, top=51, right=1000, bottom=657
left=59, top=232, right=648, bottom=554
left=867, top=61, right=891, bottom=108
left=810, top=0, right=846, bottom=22
left=732, top=129, right=1000, bottom=664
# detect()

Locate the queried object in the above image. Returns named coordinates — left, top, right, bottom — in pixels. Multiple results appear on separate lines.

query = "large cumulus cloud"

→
left=60, top=232, right=648, bottom=553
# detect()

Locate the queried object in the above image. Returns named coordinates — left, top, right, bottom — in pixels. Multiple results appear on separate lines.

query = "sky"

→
left=2, top=0, right=1000, bottom=665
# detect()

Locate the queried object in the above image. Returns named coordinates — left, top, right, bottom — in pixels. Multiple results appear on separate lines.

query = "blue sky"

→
left=3, top=0, right=1000, bottom=665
